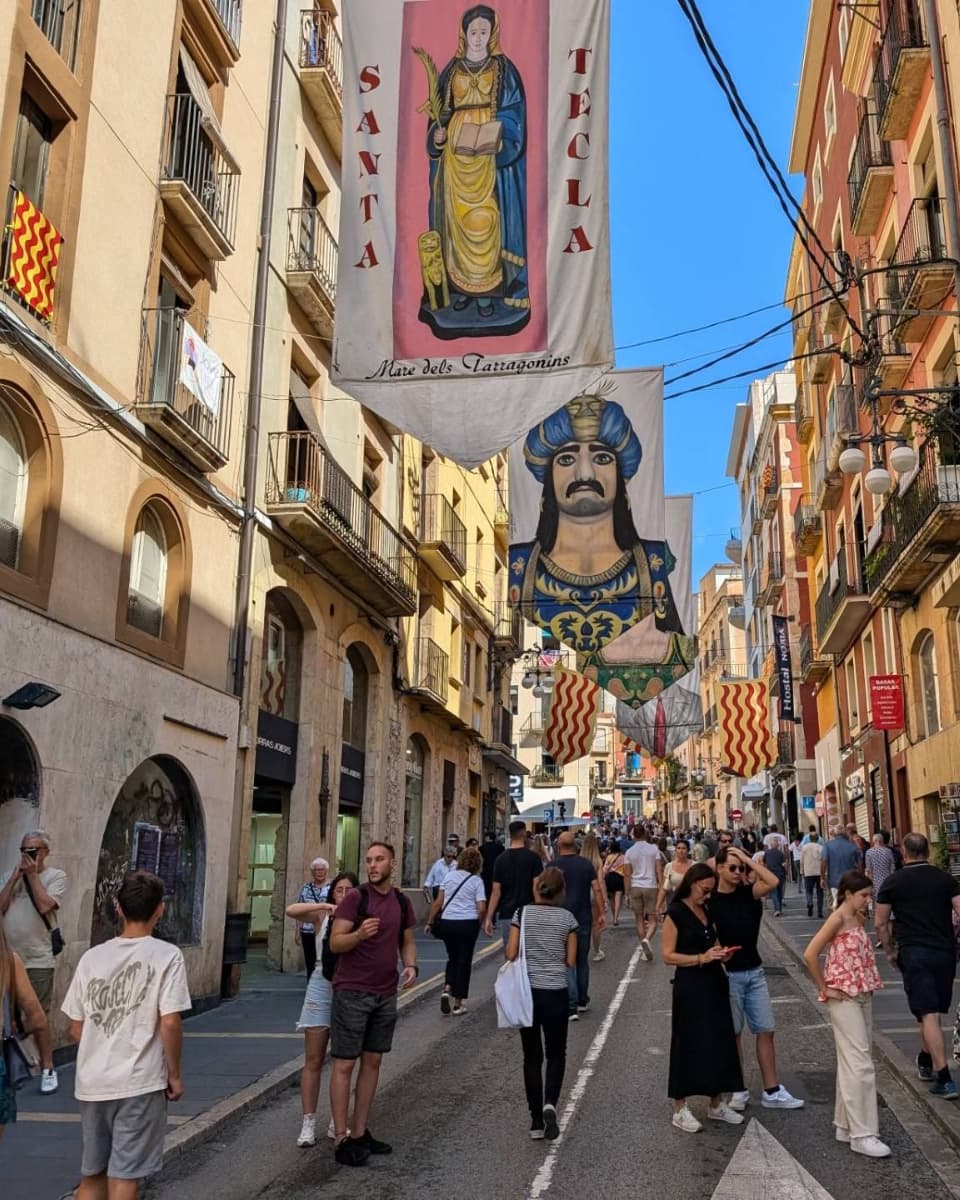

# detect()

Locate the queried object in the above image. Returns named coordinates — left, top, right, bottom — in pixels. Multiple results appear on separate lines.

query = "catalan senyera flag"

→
left=6, top=191, right=63, bottom=321
left=718, top=680, right=776, bottom=778
left=543, top=666, right=600, bottom=767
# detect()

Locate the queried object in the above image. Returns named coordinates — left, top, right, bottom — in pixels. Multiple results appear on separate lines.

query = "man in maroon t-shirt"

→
left=328, top=841, right=417, bottom=1167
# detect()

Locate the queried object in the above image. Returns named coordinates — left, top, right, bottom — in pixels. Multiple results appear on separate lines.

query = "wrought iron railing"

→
left=532, top=764, right=563, bottom=785
left=892, top=195, right=949, bottom=269
left=848, top=108, right=892, bottom=220
left=875, top=0, right=927, bottom=125
left=422, top=494, right=467, bottom=570
left=266, top=431, right=418, bottom=602
left=298, top=8, right=343, bottom=98
left=31, top=0, right=81, bottom=68
left=287, top=207, right=338, bottom=304
left=207, top=0, right=243, bottom=47
left=777, top=730, right=795, bottom=766
left=491, top=706, right=513, bottom=748
left=765, top=551, right=783, bottom=586
left=493, top=601, right=522, bottom=648
left=816, top=550, right=864, bottom=642
left=799, top=626, right=820, bottom=676
left=793, top=498, right=820, bottom=545
left=161, top=94, right=239, bottom=248
left=417, top=637, right=449, bottom=704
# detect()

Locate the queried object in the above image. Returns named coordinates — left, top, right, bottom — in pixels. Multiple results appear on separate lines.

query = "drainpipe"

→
left=921, top=0, right=960, bottom=268
left=233, top=0, right=288, bottom=699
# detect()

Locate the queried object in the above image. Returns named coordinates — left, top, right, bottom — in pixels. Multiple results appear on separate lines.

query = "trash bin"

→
left=223, top=912, right=251, bottom=965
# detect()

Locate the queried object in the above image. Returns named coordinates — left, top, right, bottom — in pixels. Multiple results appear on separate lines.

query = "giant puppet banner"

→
left=507, top=369, right=675, bottom=671
left=333, top=0, right=613, bottom=467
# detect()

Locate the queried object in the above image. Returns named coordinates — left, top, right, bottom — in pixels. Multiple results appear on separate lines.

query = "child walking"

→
left=802, top=869, right=889, bottom=1159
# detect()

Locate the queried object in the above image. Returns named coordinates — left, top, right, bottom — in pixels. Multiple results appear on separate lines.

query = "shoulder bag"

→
left=24, top=875, right=63, bottom=957
left=2, top=986, right=40, bottom=1090
left=429, top=873, right=472, bottom=939
left=494, top=908, right=533, bottom=1029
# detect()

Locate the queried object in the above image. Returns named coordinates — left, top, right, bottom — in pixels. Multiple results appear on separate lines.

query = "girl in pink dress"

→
left=803, top=869, right=889, bottom=1159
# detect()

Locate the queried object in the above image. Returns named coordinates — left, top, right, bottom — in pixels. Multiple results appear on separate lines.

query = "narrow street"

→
left=146, top=922, right=960, bottom=1200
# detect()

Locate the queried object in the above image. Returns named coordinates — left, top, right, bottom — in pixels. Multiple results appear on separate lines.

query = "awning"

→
left=179, top=48, right=240, bottom=172
left=515, top=786, right=578, bottom=823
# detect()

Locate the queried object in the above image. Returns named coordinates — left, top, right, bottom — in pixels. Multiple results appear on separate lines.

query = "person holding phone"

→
left=711, top=846, right=804, bottom=1113
left=662, top=863, right=744, bottom=1133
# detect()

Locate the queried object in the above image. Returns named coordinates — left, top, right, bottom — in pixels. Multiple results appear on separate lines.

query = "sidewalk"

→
left=762, top=889, right=960, bottom=1150
left=7, top=928, right=500, bottom=1200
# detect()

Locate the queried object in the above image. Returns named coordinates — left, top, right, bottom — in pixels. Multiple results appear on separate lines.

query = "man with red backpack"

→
left=327, top=842, right=418, bottom=1167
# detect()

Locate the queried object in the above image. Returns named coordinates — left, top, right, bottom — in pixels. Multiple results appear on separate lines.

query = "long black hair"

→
left=535, top=465, right=640, bottom=555
left=461, top=4, right=497, bottom=33
left=327, top=871, right=359, bottom=905
left=673, top=863, right=716, bottom=903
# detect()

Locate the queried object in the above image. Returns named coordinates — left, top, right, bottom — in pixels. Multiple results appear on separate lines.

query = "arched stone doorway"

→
left=91, top=756, right=205, bottom=947
left=0, top=717, right=41, bottom=879
left=403, top=735, right=429, bottom=887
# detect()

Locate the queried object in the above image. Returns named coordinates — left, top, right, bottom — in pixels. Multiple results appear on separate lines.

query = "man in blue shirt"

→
left=821, top=826, right=862, bottom=911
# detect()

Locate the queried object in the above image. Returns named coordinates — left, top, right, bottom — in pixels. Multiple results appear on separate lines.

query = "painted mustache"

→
left=566, top=479, right=605, bottom=498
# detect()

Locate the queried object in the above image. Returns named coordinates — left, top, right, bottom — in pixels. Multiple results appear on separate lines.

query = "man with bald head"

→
left=554, top=833, right=606, bottom=1020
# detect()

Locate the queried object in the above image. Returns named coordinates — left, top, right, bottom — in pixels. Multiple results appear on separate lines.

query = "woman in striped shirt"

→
left=505, top=867, right=578, bottom=1141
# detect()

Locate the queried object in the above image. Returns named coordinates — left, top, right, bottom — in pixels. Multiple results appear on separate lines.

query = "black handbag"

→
left=429, top=874, right=472, bottom=938
left=2, top=994, right=39, bottom=1090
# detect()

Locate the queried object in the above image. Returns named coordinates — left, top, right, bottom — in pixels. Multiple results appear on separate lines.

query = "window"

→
left=461, top=634, right=471, bottom=688
left=474, top=643, right=483, bottom=694
left=342, top=646, right=369, bottom=750
left=918, top=632, right=941, bottom=737
left=127, top=506, right=167, bottom=637
left=11, top=93, right=52, bottom=208
left=845, top=658, right=859, bottom=730
left=0, top=402, right=27, bottom=569
left=403, top=737, right=426, bottom=887
left=863, top=632, right=876, bottom=720
left=824, top=75, right=837, bottom=151
left=812, top=147, right=824, bottom=211
left=838, top=6, right=850, bottom=62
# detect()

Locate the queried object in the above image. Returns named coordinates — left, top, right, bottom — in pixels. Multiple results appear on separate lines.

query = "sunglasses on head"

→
left=726, top=863, right=746, bottom=873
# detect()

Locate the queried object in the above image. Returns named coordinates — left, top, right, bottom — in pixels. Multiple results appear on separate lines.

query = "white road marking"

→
left=526, top=946, right=642, bottom=1199
left=711, top=1118, right=835, bottom=1199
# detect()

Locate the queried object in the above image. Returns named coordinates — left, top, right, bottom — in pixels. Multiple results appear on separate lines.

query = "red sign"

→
left=870, top=675, right=904, bottom=730
left=730, top=808, right=743, bottom=821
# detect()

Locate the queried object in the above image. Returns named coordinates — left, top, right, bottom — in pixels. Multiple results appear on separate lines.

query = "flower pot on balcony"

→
left=285, top=486, right=312, bottom=502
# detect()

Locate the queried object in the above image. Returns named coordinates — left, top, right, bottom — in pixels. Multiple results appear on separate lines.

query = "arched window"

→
left=919, top=632, right=941, bottom=738
left=342, top=646, right=369, bottom=750
left=403, top=736, right=426, bottom=888
left=0, top=401, right=27, bottom=568
left=128, top=505, right=168, bottom=637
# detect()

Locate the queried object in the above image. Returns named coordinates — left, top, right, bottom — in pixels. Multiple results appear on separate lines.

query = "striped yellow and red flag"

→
left=718, top=680, right=775, bottom=778
left=6, top=191, right=63, bottom=321
left=543, top=666, right=600, bottom=767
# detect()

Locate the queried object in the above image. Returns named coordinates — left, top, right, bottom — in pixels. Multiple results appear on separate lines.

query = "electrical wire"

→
left=665, top=346, right=833, bottom=401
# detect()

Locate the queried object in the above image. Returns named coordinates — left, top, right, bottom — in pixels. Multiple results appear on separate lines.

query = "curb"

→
left=761, top=917, right=960, bottom=1159
left=162, top=938, right=503, bottom=1163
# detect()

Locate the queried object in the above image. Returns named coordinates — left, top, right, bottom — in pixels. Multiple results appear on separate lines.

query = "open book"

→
left=455, top=119, right=502, bottom=157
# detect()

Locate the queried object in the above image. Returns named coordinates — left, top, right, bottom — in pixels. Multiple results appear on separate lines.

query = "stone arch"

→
left=0, top=716, right=42, bottom=878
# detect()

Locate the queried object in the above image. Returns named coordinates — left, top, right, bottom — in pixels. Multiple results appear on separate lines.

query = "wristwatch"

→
left=408, top=963, right=420, bottom=975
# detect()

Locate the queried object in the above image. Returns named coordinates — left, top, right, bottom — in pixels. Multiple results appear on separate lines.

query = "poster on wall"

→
left=333, top=0, right=613, bottom=466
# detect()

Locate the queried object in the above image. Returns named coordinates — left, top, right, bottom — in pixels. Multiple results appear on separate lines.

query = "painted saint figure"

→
left=419, top=5, right=529, bottom=338
left=509, top=393, right=684, bottom=660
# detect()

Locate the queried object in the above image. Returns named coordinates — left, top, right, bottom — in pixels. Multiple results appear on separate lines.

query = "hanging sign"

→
left=333, top=0, right=613, bottom=466
left=870, top=674, right=904, bottom=730
left=771, top=615, right=795, bottom=721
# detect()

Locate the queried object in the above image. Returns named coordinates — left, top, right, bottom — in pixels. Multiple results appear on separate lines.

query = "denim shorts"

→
left=296, top=969, right=333, bottom=1030
left=727, top=966, right=776, bottom=1035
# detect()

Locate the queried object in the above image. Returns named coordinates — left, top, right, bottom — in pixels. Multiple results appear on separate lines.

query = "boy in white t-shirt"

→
left=63, top=871, right=191, bottom=1199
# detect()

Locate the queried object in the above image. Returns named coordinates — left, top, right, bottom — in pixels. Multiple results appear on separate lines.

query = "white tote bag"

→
left=494, top=909, right=534, bottom=1029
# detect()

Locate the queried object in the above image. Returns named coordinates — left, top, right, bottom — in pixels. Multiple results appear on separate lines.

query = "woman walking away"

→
left=657, top=838, right=693, bottom=916
left=763, top=838, right=787, bottom=917
left=506, top=867, right=577, bottom=1142
left=426, top=846, right=487, bottom=1014
left=0, top=912, right=47, bottom=1144
left=802, top=870, right=890, bottom=1159
left=286, top=871, right=357, bottom=1147
left=662, top=864, right=744, bottom=1133
left=602, top=842, right=626, bottom=926
left=580, top=832, right=606, bottom=961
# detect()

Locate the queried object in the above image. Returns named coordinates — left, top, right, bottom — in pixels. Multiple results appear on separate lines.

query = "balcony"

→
left=701, top=643, right=727, bottom=674
left=757, top=552, right=784, bottom=606
left=792, top=312, right=810, bottom=356
left=796, top=382, right=818, bottom=444
left=413, top=637, right=449, bottom=708
left=760, top=466, right=779, bottom=519
left=748, top=496, right=761, bottom=536
left=728, top=603, right=746, bottom=630
left=808, top=321, right=835, bottom=384
left=532, top=764, right=564, bottom=787
left=703, top=704, right=718, bottom=732
left=876, top=0, right=929, bottom=141
left=494, top=489, right=510, bottom=548
left=719, top=662, right=751, bottom=681
left=870, top=330, right=913, bottom=390
left=265, top=432, right=418, bottom=616
left=772, top=730, right=796, bottom=778
left=31, top=0, right=81, bottom=69
left=888, top=197, right=954, bottom=344
left=793, top=497, right=822, bottom=557
left=137, top=309, right=233, bottom=472
left=862, top=439, right=960, bottom=598
left=159, top=94, right=238, bottom=260
left=819, top=259, right=849, bottom=339
left=814, top=442, right=842, bottom=512
left=493, top=601, right=522, bottom=658
left=286, top=207, right=337, bottom=338
left=520, top=712, right=545, bottom=744
left=298, top=9, right=343, bottom=152
left=183, top=0, right=242, bottom=67
left=848, top=109, right=894, bottom=237
left=816, top=550, right=871, bottom=655
left=799, top=626, right=831, bottom=685
left=419, top=494, right=467, bottom=580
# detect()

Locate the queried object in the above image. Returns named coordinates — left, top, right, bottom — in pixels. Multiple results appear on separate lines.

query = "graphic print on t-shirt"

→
left=85, top=962, right=157, bottom=1037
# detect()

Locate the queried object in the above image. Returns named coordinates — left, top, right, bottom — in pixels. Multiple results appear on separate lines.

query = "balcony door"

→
left=151, top=277, right=189, bottom=408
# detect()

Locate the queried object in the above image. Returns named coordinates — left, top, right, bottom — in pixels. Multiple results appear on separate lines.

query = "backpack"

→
left=320, top=884, right=413, bottom=982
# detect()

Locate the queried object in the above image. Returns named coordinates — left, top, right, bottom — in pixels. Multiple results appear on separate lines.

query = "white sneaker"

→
left=707, top=1103, right=744, bottom=1125
left=40, top=1069, right=58, bottom=1095
left=761, top=1085, right=805, bottom=1109
left=728, top=1090, right=750, bottom=1112
left=835, top=1127, right=850, bottom=1144
left=641, top=938, right=653, bottom=961
left=297, top=1116, right=317, bottom=1147
left=593, top=950, right=605, bottom=961
left=327, top=1119, right=348, bottom=1140
left=672, top=1105, right=702, bottom=1133
left=850, top=1135, right=891, bottom=1158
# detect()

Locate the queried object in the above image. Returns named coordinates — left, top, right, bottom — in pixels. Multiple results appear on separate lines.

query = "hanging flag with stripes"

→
left=718, top=680, right=775, bottom=778
left=543, top=665, right=600, bottom=766
left=5, top=191, right=63, bottom=322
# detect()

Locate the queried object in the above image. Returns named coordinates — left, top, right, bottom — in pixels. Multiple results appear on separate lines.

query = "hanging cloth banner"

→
left=718, top=680, right=776, bottom=779
left=6, top=191, right=63, bottom=322
left=333, top=0, right=613, bottom=467
left=771, top=614, right=795, bottom=722
left=616, top=666, right=703, bottom=760
left=543, top=665, right=600, bottom=766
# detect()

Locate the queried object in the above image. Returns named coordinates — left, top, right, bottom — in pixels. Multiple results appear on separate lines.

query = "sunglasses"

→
left=21, top=847, right=40, bottom=857
left=725, top=863, right=746, bottom=873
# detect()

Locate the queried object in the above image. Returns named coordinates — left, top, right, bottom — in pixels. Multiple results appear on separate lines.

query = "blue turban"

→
left=523, top=397, right=643, bottom=484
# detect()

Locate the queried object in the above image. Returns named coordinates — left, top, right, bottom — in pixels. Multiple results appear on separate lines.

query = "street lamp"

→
left=519, top=646, right=561, bottom=697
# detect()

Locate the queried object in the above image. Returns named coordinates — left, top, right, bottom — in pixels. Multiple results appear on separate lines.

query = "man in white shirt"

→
left=63, top=870, right=191, bottom=1199
left=0, top=829, right=67, bottom=1093
left=799, top=832, right=824, bottom=919
left=623, top=826, right=662, bottom=961
left=423, top=847, right=457, bottom=902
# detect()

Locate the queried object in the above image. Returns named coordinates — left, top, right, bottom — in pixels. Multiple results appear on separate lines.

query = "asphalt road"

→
left=148, top=921, right=960, bottom=1200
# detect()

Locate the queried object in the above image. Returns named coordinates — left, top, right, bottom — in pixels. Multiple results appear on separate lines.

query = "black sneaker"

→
left=917, top=1053, right=935, bottom=1082
left=334, top=1137, right=371, bottom=1167
left=543, top=1103, right=559, bottom=1141
left=357, top=1129, right=392, bottom=1155
left=440, top=992, right=452, bottom=1016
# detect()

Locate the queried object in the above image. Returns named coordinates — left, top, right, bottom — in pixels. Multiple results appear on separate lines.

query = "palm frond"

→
left=413, top=46, right=442, bottom=124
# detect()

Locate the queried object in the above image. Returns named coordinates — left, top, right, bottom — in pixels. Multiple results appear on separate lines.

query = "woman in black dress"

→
left=662, top=863, right=744, bottom=1132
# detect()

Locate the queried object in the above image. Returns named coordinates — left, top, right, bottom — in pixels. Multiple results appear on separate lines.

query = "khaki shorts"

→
left=629, top=888, right=659, bottom=919
left=26, top=967, right=54, bottom=1012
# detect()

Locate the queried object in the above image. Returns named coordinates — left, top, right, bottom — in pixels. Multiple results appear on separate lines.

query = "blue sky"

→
left=609, top=1, right=811, bottom=584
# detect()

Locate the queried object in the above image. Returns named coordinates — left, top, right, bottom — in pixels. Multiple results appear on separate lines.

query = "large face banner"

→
left=508, top=370, right=685, bottom=682
left=333, top=0, right=613, bottom=467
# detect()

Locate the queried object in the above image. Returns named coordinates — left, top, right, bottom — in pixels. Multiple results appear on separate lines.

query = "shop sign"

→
left=255, top=710, right=298, bottom=785
left=339, top=743, right=366, bottom=808
left=869, top=675, right=904, bottom=731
